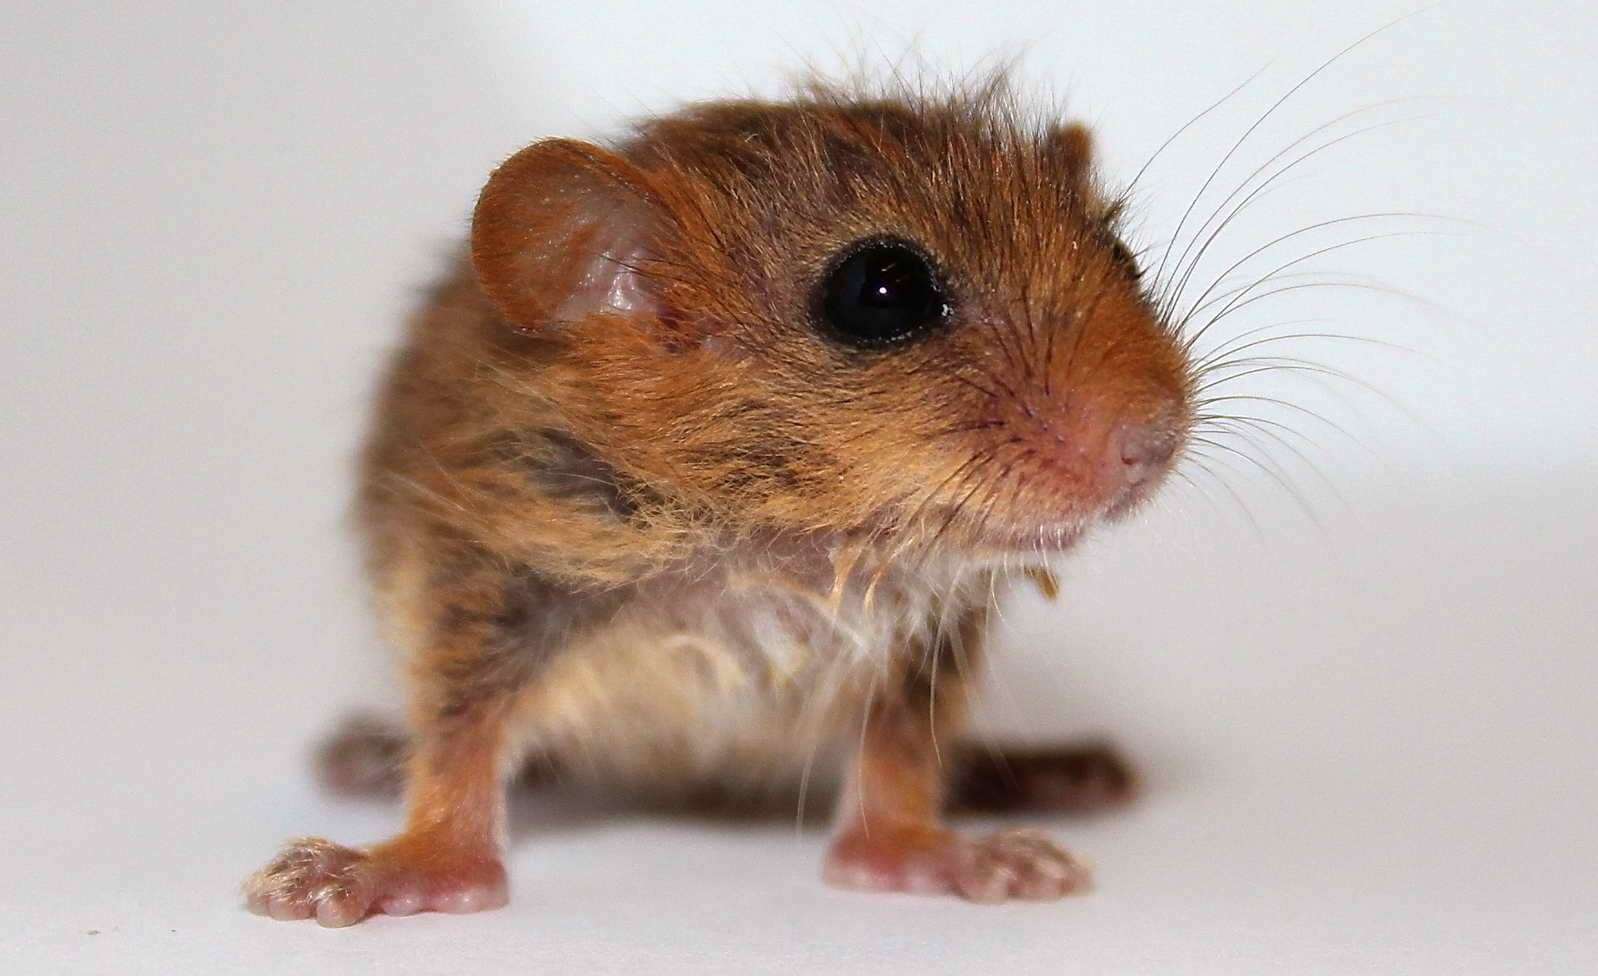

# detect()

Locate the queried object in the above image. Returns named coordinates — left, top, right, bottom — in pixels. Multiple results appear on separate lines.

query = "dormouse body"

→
left=247, top=80, right=1193, bottom=926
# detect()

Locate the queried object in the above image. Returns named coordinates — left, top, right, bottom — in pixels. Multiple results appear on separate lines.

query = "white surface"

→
left=2, top=2, right=1595, bottom=973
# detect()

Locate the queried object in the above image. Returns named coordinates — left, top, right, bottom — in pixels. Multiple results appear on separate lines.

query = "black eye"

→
left=817, top=239, right=949, bottom=347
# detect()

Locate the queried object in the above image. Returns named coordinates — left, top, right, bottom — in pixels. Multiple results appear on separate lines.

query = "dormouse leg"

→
left=949, top=740, right=1137, bottom=815
left=823, top=612, right=1092, bottom=902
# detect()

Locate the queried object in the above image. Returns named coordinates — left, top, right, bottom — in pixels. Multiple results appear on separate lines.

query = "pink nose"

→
left=1110, top=422, right=1179, bottom=488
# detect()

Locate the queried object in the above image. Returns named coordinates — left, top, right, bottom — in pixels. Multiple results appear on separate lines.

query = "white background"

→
left=3, top=1, right=1595, bottom=973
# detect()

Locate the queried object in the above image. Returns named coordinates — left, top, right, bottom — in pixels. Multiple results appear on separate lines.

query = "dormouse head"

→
left=470, top=80, right=1193, bottom=558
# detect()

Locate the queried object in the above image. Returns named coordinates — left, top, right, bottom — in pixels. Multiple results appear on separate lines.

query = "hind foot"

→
left=951, top=740, right=1137, bottom=815
left=315, top=714, right=408, bottom=797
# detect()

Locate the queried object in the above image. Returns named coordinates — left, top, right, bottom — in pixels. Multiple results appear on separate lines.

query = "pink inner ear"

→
left=471, top=137, right=669, bottom=332
left=556, top=207, right=659, bottom=323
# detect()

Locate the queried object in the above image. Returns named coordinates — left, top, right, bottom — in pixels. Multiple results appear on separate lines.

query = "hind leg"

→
left=315, top=713, right=561, bottom=800
left=949, top=740, right=1137, bottom=815
left=315, top=714, right=410, bottom=797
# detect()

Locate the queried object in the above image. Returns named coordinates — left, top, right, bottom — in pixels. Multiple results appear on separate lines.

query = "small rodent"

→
left=245, top=78, right=1193, bottom=926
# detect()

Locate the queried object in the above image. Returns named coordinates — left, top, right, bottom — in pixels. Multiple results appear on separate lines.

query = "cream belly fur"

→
left=502, top=552, right=999, bottom=796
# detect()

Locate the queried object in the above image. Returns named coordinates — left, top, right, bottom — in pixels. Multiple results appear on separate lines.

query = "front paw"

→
left=243, top=836, right=507, bottom=927
left=824, top=825, right=1090, bottom=903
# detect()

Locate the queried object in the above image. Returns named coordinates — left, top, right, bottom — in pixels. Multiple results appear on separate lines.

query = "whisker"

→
left=1124, top=66, right=1268, bottom=199
left=1194, top=324, right=1413, bottom=372
left=1188, top=274, right=1452, bottom=333
left=854, top=669, right=880, bottom=838
left=1176, top=447, right=1264, bottom=539
left=1163, top=116, right=1437, bottom=320
left=948, top=373, right=1003, bottom=402
left=1178, top=217, right=1450, bottom=341
left=1183, top=230, right=1452, bottom=352
left=1193, top=358, right=1377, bottom=396
left=1149, top=12, right=1421, bottom=298
left=1188, top=435, right=1319, bottom=524
left=1198, top=416, right=1344, bottom=506
left=1195, top=393, right=1370, bottom=454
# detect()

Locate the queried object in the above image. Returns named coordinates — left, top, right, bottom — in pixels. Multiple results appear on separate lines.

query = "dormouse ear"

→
left=471, top=138, right=665, bottom=331
left=1046, top=122, right=1094, bottom=178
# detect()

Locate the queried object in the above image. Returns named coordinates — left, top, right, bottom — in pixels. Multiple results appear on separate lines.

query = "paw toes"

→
left=954, top=829, right=1091, bottom=902
left=264, top=894, right=313, bottom=921
left=313, top=890, right=371, bottom=928
left=954, top=859, right=1018, bottom=903
left=243, top=838, right=374, bottom=925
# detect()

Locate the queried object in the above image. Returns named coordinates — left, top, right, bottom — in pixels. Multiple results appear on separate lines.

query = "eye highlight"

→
left=816, top=238, right=949, bottom=348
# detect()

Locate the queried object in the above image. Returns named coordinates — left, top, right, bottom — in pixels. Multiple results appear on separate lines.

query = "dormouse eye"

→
left=817, top=238, right=949, bottom=347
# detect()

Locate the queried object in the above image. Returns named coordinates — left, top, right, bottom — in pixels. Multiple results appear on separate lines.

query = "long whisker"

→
left=1176, top=447, right=1264, bottom=539
left=1193, top=359, right=1379, bottom=396
left=1124, top=67, right=1268, bottom=199
left=1194, top=325, right=1413, bottom=372
left=1178, top=217, right=1447, bottom=341
left=1195, top=393, right=1369, bottom=453
left=1149, top=12, right=1421, bottom=299
left=1188, top=434, right=1318, bottom=522
left=1197, top=416, right=1344, bottom=505
left=1163, top=116, right=1435, bottom=320
left=1183, top=230, right=1451, bottom=352
left=1188, top=274, right=1452, bottom=336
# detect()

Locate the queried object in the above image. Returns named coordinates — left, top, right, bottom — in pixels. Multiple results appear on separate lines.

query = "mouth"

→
left=971, top=521, right=1089, bottom=558
left=880, top=434, right=1182, bottom=561
left=938, top=469, right=1171, bottom=559
left=1101, top=473, right=1169, bottom=521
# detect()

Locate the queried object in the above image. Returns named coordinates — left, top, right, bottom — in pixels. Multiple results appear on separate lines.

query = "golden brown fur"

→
left=245, top=77, right=1192, bottom=925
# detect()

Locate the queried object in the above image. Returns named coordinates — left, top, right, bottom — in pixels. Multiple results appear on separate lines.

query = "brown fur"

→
left=245, top=76, right=1194, bottom=925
